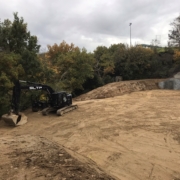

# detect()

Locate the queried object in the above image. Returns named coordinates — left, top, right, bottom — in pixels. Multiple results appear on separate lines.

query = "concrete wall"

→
left=158, top=78, right=180, bottom=90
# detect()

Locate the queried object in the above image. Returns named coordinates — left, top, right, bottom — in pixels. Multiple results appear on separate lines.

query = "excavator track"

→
left=42, top=107, right=57, bottom=115
left=56, top=105, right=78, bottom=116
left=42, top=105, right=78, bottom=116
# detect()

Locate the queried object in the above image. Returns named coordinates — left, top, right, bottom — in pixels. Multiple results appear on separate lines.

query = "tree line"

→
left=0, top=13, right=180, bottom=116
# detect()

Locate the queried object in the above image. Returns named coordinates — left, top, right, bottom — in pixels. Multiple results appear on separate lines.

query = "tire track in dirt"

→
left=165, top=131, right=174, bottom=153
left=1, top=84, right=180, bottom=180
left=165, top=131, right=180, bottom=158
left=70, top=92, right=165, bottom=179
left=119, top=91, right=152, bottom=113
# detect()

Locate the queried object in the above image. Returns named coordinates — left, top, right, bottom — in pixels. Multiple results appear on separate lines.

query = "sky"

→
left=0, top=0, right=180, bottom=52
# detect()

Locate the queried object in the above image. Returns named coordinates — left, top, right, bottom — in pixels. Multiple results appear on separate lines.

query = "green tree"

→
left=168, top=15, right=180, bottom=49
left=93, top=46, right=115, bottom=86
left=0, top=52, right=24, bottom=116
left=94, top=46, right=113, bottom=77
left=0, top=12, right=41, bottom=81
left=0, top=13, right=43, bottom=115
left=127, top=46, right=154, bottom=79
left=113, top=44, right=154, bottom=80
left=113, top=43, right=128, bottom=78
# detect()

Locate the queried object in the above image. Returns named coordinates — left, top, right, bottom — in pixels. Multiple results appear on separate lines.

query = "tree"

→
left=0, top=13, right=40, bottom=53
left=58, top=48, right=94, bottom=91
left=38, top=53, right=56, bottom=83
left=94, top=46, right=114, bottom=78
left=46, top=41, right=94, bottom=92
left=0, top=12, right=41, bottom=81
left=127, top=46, right=154, bottom=79
left=0, top=13, right=43, bottom=115
left=113, top=44, right=154, bottom=80
left=168, top=15, right=180, bottom=49
left=113, top=44, right=130, bottom=79
left=0, top=52, right=24, bottom=116
left=173, top=50, right=180, bottom=63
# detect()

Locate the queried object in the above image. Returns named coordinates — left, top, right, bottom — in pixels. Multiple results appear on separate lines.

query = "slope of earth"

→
left=0, top=135, right=115, bottom=180
left=1, top=80, right=180, bottom=180
left=74, top=79, right=164, bottom=100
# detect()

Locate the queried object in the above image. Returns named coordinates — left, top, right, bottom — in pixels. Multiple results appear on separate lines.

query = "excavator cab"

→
left=51, top=92, right=72, bottom=108
left=31, top=93, right=49, bottom=112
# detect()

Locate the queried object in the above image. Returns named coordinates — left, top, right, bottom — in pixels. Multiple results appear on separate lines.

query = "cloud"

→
left=0, top=0, right=179, bottom=52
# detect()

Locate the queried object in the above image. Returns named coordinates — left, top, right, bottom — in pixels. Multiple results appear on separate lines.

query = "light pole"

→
left=129, top=23, right=132, bottom=47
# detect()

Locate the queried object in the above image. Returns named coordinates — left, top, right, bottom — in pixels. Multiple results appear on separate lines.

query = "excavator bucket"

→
left=2, top=113, right=28, bottom=126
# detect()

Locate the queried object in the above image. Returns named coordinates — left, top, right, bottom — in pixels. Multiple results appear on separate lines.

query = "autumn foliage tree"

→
left=173, top=50, right=180, bottom=63
left=46, top=41, right=94, bottom=92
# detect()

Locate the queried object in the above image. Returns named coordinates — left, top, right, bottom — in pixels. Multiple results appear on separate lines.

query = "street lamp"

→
left=129, top=23, right=132, bottom=47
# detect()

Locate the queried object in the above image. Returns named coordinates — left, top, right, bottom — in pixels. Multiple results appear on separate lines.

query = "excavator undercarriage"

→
left=41, top=104, right=78, bottom=116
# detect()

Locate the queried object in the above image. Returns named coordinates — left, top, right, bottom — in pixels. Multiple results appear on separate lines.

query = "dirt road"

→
left=1, top=80, right=180, bottom=180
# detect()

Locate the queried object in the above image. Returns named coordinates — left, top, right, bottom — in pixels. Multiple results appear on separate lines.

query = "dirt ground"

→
left=1, top=79, right=180, bottom=180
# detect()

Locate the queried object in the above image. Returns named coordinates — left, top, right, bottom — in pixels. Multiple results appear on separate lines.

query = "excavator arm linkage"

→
left=2, top=80, right=54, bottom=126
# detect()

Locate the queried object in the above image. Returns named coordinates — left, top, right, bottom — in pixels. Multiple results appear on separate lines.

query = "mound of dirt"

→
left=75, top=79, right=164, bottom=101
left=0, top=135, right=115, bottom=180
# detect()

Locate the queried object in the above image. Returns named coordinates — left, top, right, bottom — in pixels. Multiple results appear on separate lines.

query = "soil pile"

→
left=75, top=79, right=164, bottom=101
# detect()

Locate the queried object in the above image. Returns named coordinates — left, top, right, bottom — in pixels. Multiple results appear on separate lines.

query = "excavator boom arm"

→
left=11, top=80, right=55, bottom=115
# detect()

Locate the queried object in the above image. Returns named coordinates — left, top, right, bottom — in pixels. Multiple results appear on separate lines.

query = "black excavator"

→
left=2, top=80, right=78, bottom=126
